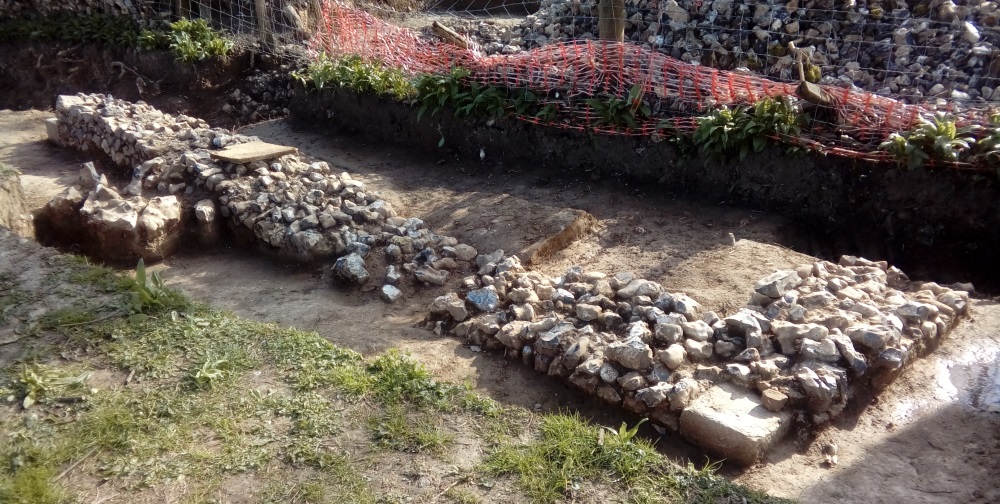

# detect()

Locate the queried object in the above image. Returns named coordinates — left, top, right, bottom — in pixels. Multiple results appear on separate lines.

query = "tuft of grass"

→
left=0, top=162, right=17, bottom=178
left=483, top=414, right=659, bottom=503
left=337, top=350, right=504, bottom=416
left=261, top=325, right=362, bottom=392
left=258, top=479, right=331, bottom=503
left=37, top=307, right=97, bottom=329
left=0, top=464, right=65, bottom=504
left=271, top=392, right=341, bottom=439
left=444, top=486, right=480, bottom=504
left=369, top=405, right=453, bottom=455
left=66, top=257, right=133, bottom=294
left=482, top=413, right=791, bottom=504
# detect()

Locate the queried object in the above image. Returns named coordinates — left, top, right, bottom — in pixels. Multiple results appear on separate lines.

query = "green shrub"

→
left=692, top=97, right=802, bottom=162
left=880, top=113, right=974, bottom=170
left=585, top=84, right=652, bottom=130
left=291, top=53, right=415, bottom=98
left=971, top=114, right=1000, bottom=170
left=139, top=18, right=231, bottom=62
left=414, top=67, right=473, bottom=120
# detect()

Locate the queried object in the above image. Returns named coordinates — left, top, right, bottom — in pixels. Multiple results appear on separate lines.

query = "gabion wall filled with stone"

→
left=427, top=252, right=970, bottom=463
left=463, top=0, right=1000, bottom=102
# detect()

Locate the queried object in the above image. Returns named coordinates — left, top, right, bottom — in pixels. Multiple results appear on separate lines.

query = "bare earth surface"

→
left=2, top=108, right=998, bottom=503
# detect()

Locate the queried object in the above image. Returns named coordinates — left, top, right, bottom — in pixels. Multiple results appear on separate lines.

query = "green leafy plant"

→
left=452, top=81, right=507, bottom=119
left=880, top=133, right=929, bottom=170
left=507, top=89, right=562, bottom=122
left=585, top=84, right=652, bottom=130
left=693, top=105, right=750, bottom=161
left=291, top=53, right=415, bottom=98
left=412, top=67, right=513, bottom=120
left=14, top=363, right=91, bottom=408
left=414, top=67, right=472, bottom=120
left=880, top=113, right=975, bottom=170
left=509, top=88, right=540, bottom=115
left=139, top=18, right=231, bottom=62
left=138, top=28, right=169, bottom=51
left=971, top=114, right=1000, bottom=171
left=693, top=97, right=802, bottom=162
left=535, top=102, right=560, bottom=121
left=190, top=357, right=230, bottom=389
left=122, top=259, right=191, bottom=314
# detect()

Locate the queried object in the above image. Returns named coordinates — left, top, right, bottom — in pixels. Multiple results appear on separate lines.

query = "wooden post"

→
left=255, top=0, right=272, bottom=45
left=597, top=0, right=625, bottom=42
left=431, top=21, right=470, bottom=49
left=309, top=0, right=323, bottom=32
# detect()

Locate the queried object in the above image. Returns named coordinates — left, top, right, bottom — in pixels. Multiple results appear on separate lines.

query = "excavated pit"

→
left=0, top=32, right=1000, bottom=502
left=24, top=92, right=978, bottom=466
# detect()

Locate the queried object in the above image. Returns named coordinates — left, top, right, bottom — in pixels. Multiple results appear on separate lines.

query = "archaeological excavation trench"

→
left=3, top=90, right=981, bottom=469
left=1, top=0, right=999, bottom=497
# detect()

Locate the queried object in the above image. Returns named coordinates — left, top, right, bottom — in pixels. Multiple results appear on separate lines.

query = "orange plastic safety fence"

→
left=306, top=1, right=993, bottom=169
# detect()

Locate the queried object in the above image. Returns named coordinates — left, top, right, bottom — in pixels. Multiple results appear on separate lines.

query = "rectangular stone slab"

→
left=679, top=383, right=791, bottom=466
left=209, top=141, right=298, bottom=164
left=45, top=118, right=61, bottom=146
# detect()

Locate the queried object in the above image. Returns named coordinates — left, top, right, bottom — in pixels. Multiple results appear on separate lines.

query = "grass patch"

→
left=483, top=414, right=792, bottom=504
left=0, top=298, right=377, bottom=498
left=258, top=478, right=330, bottom=503
left=0, top=162, right=17, bottom=178
left=370, top=405, right=453, bottom=455
left=0, top=464, right=65, bottom=504
left=36, top=307, right=97, bottom=329
left=65, top=257, right=132, bottom=294
left=444, top=485, right=480, bottom=503
left=0, top=274, right=30, bottom=323
left=483, top=414, right=658, bottom=503
left=0, top=257, right=794, bottom=503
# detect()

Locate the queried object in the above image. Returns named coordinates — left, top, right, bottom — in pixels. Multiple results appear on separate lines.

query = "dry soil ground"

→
left=2, top=108, right=999, bottom=503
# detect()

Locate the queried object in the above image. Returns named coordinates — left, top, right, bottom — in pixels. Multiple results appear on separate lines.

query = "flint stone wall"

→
left=48, top=94, right=483, bottom=296
left=428, top=252, right=971, bottom=463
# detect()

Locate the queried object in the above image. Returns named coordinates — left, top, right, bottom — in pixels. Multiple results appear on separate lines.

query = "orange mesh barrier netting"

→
left=307, top=2, right=995, bottom=169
